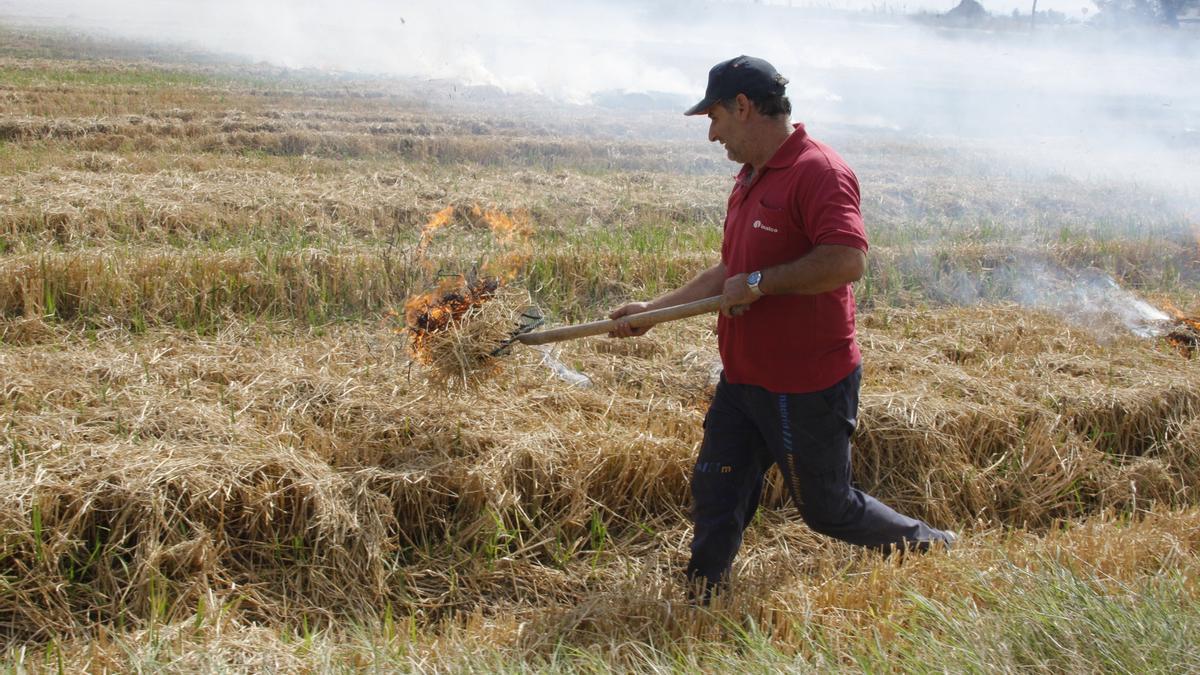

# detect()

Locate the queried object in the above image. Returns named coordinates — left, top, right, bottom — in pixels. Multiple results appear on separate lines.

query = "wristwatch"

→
left=747, top=270, right=764, bottom=297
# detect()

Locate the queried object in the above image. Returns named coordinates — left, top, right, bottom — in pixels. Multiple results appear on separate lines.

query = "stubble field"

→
left=2, top=26, right=1200, bottom=672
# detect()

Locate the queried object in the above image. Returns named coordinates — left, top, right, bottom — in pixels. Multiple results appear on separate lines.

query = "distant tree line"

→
left=1095, top=0, right=1200, bottom=27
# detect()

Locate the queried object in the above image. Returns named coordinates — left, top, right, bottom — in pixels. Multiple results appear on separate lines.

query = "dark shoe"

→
left=880, top=530, right=957, bottom=559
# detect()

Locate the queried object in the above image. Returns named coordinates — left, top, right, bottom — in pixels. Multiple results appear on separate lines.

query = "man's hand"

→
left=720, top=273, right=760, bottom=318
left=608, top=301, right=653, bottom=338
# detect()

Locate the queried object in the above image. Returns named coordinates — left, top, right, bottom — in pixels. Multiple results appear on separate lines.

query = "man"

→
left=609, top=55, right=955, bottom=601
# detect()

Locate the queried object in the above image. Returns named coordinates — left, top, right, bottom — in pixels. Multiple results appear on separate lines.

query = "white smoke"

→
left=1014, top=265, right=1172, bottom=337
left=2, top=0, right=1195, bottom=195
left=933, top=260, right=1176, bottom=339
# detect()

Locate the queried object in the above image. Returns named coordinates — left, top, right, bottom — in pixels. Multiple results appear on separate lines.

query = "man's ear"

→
left=734, top=93, right=752, bottom=120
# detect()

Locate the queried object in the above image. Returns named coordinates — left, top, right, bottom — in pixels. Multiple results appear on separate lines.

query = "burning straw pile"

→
left=398, top=205, right=537, bottom=385
left=1163, top=310, right=1200, bottom=357
left=401, top=275, right=531, bottom=385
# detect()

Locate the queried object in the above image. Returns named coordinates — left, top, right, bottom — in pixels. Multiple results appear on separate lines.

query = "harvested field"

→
left=2, top=24, right=1200, bottom=672
left=3, top=310, right=1200, bottom=667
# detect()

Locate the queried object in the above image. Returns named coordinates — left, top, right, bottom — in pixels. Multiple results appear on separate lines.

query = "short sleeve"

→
left=795, top=167, right=869, bottom=252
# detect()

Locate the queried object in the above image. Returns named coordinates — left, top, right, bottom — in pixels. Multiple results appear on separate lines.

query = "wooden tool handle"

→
left=516, top=295, right=722, bottom=346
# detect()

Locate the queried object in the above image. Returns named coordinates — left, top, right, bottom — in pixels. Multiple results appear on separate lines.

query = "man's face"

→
left=706, top=101, right=746, bottom=164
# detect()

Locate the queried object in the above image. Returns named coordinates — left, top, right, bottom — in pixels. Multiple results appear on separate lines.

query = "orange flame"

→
left=1157, top=298, right=1185, bottom=320
left=1157, top=299, right=1200, bottom=357
left=456, top=206, right=534, bottom=282
left=474, top=207, right=533, bottom=246
left=425, top=206, right=455, bottom=234
left=416, top=206, right=456, bottom=258
left=402, top=276, right=499, bottom=363
left=395, top=205, right=535, bottom=360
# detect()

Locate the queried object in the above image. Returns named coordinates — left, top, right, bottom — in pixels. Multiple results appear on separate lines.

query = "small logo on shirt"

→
left=752, top=219, right=779, bottom=233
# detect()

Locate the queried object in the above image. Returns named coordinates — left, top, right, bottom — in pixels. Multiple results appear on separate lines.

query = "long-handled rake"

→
left=494, top=295, right=722, bottom=355
left=402, top=280, right=723, bottom=384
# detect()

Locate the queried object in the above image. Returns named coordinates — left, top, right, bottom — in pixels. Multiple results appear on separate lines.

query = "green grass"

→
left=350, top=554, right=1200, bottom=672
left=570, top=220, right=723, bottom=257
left=0, top=66, right=217, bottom=89
left=864, top=567, right=1197, bottom=672
left=6, top=546, right=1193, bottom=673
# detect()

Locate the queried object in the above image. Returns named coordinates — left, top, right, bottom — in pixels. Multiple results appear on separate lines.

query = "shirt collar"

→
left=763, top=122, right=808, bottom=170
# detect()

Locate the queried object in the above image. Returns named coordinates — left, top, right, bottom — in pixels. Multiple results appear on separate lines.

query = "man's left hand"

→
left=721, top=273, right=760, bottom=318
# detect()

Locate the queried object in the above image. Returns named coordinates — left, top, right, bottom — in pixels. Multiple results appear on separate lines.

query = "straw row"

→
left=2, top=305, right=1198, bottom=643
left=0, top=248, right=415, bottom=326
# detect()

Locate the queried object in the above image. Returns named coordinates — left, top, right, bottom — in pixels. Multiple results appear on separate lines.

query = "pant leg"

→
left=685, top=376, right=772, bottom=598
left=750, top=366, right=952, bottom=551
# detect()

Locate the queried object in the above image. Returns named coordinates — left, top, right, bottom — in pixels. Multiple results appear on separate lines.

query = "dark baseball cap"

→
left=684, top=55, right=789, bottom=116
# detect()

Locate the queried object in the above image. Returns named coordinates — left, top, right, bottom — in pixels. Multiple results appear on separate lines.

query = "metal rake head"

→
left=491, top=306, right=545, bottom=356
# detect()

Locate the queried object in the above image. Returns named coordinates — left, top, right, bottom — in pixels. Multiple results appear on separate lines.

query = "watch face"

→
left=748, top=271, right=761, bottom=286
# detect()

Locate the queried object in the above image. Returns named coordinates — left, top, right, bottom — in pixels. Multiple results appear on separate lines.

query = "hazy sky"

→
left=0, top=0, right=1195, bottom=194
left=777, top=0, right=1095, bottom=13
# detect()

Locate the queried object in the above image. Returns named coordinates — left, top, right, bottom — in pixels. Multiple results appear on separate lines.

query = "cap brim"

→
left=683, top=97, right=716, bottom=116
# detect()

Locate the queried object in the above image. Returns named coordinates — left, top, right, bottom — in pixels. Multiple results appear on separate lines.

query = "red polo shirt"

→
left=719, top=123, right=868, bottom=394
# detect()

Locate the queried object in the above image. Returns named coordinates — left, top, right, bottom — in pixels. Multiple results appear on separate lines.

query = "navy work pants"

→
left=686, top=366, right=951, bottom=595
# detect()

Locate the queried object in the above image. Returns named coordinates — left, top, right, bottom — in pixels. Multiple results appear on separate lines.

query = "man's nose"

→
left=708, top=124, right=718, bottom=143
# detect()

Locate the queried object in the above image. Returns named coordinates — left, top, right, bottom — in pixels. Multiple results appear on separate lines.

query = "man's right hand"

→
left=608, top=301, right=653, bottom=338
